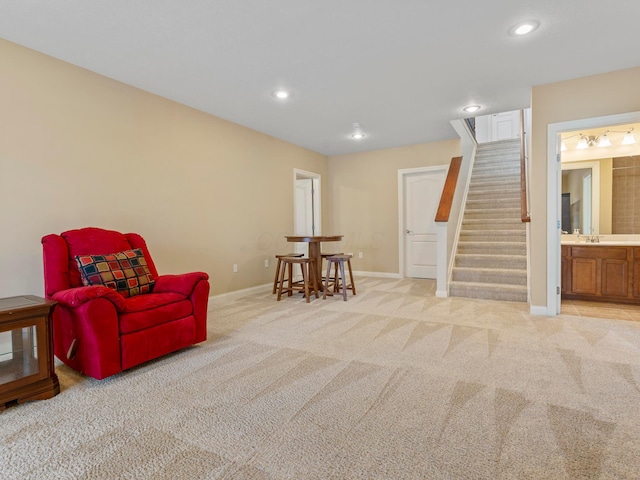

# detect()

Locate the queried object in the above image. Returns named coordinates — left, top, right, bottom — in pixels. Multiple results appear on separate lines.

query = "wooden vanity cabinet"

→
left=561, top=245, right=637, bottom=303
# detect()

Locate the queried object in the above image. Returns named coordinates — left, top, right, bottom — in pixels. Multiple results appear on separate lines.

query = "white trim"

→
left=208, top=283, right=271, bottom=305
left=530, top=305, right=551, bottom=316
left=397, top=165, right=449, bottom=280
left=448, top=119, right=478, bottom=288
left=353, top=270, right=402, bottom=279
left=546, top=110, right=640, bottom=316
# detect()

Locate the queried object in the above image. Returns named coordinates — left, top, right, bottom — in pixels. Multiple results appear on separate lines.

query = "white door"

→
left=489, top=111, right=520, bottom=140
left=404, top=170, right=446, bottom=278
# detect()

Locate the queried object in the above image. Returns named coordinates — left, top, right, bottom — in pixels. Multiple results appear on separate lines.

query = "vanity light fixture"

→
left=509, top=20, right=540, bottom=36
left=564, top=127, right=637, bottom=150
left=463, top=105, right=481, bottom=113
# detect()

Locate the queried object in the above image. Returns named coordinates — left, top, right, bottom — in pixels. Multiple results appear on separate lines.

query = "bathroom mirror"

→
left=561, top=123, right=640, bottom=235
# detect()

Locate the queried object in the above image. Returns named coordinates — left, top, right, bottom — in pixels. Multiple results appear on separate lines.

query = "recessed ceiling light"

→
left=463, top=105, right=481, bottom=113
left=351, top=132, right=366, bottom=140
left=509, top=20, right=540, bottom=36
left=273, top=89, right=290, bottom=99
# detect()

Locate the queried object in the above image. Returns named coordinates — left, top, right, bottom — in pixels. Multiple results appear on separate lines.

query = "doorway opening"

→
left=547, top=111, right=640, bottom=315
left=293, top=169, right=321, bottom=256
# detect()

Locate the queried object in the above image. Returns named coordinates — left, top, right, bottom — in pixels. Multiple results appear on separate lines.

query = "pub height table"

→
left=285, top=235, right=343, bottom=292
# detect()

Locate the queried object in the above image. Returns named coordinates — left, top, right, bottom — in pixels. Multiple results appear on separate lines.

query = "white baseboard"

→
left=208, top=283, right=271, bottom=305
left=353, top=271, right=402, bottom=279
left=530, top=305, right=552, bottom=316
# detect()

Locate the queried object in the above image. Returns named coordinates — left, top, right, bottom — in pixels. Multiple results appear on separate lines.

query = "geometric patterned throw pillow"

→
left=75, top=248, right=155, bottom=297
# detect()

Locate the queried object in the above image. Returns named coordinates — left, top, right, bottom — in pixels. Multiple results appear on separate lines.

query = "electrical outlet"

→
left=264, top=259, right=269, bottom=268
left=358, top=252, right=363, bottom=258
left=233, top=264, right=238, bottom=273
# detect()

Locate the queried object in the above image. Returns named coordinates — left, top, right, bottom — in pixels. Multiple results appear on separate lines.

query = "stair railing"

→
left=435, top=156, right=463, bottom=222
left=520, top=109, right=531, bottom=223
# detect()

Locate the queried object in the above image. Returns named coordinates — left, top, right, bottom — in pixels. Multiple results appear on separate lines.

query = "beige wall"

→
left=328, top=140, right=461, bottom=274
left=530, top=66, right=640, bottom=309
left=0, top=39, right=328, bottom=297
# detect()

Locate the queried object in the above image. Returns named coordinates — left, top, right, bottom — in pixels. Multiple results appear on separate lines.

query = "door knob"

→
left=406, top=229, right=413, bottom=234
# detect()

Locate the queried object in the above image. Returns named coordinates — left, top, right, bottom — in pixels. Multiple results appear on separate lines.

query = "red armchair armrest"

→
left=152, top=272, right=209, bottom=296
left=51, top=285, right=126, bottom=310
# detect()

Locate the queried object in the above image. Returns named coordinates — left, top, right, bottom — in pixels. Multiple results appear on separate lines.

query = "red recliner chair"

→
left=42, top=227, right=210, bottom=380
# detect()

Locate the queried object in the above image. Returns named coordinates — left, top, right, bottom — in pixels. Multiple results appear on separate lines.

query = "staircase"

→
left=449, top=138, right=528, bottom=302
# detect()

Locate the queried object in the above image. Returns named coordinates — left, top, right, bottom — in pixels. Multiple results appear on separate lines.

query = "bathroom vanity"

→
left=561, top=239, right=640, bottom=304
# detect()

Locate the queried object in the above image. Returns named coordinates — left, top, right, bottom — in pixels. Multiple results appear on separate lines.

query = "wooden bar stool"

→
left=321, top=251, right=343, bottom=290
left=323, top=254, right=356, bottom=301
left=277, top=257, right=319, bottom=303
left=272, top=253, right=304, bottom=294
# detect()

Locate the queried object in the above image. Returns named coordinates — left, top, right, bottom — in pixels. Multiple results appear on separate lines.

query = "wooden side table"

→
left=0, top=295, right=60, bottom=410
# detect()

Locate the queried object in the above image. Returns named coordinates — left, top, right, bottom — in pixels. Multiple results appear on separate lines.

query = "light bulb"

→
left=509, top=20, right=540, bottom=36
left=622, top=131, right=637, bottom=145
left=273, top=90, right=290, bottom=99
left=463, top=105, right=481, bottom=113
left=597, top=134, right=611, bottom=147
left=576, top=136, right=588, bottom=149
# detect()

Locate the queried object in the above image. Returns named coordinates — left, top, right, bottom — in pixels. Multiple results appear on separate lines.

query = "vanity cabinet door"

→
left=571, top=258, right=597, bottom=295
left=601, top=259, right=629, bottom=297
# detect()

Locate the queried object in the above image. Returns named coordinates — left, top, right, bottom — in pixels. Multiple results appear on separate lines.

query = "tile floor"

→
left=561, top=298, right=640, bottom=322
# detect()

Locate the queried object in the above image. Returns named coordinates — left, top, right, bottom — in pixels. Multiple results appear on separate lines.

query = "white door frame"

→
left=546, top=110, right=640, bottom=315
left=398, top=165, right=448, bottom=278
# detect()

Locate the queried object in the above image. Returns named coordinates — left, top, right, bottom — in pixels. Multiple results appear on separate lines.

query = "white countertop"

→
left=561, top=235, right=640, bottom=246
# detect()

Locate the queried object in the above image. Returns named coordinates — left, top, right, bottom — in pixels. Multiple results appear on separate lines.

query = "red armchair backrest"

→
left=42, top=227, right=159, bottom=299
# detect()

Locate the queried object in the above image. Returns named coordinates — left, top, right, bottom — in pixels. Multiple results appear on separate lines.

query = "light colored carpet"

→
left=3, top=277, right=640, bottom=479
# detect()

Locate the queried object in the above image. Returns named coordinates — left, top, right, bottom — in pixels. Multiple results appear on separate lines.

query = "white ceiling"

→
left=1, top=1, right=639, bottom=156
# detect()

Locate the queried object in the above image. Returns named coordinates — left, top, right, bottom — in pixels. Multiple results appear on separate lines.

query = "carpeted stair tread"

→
left=459, top=232, right=526, bottom=243
left=449, top=281, right=527, bottom=302
left=467, top=187, right=520, bottom=197
left=452, top=266, right=527, bottom=285
left=457, top=241, right=526, bottom=255
left=461, top=219, right=525, bottom=230
left=469, top=178, right=521, bottom=189
left=455, top=256, right=526, bottom=272
left=464, top=207, right=521, bottom=219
